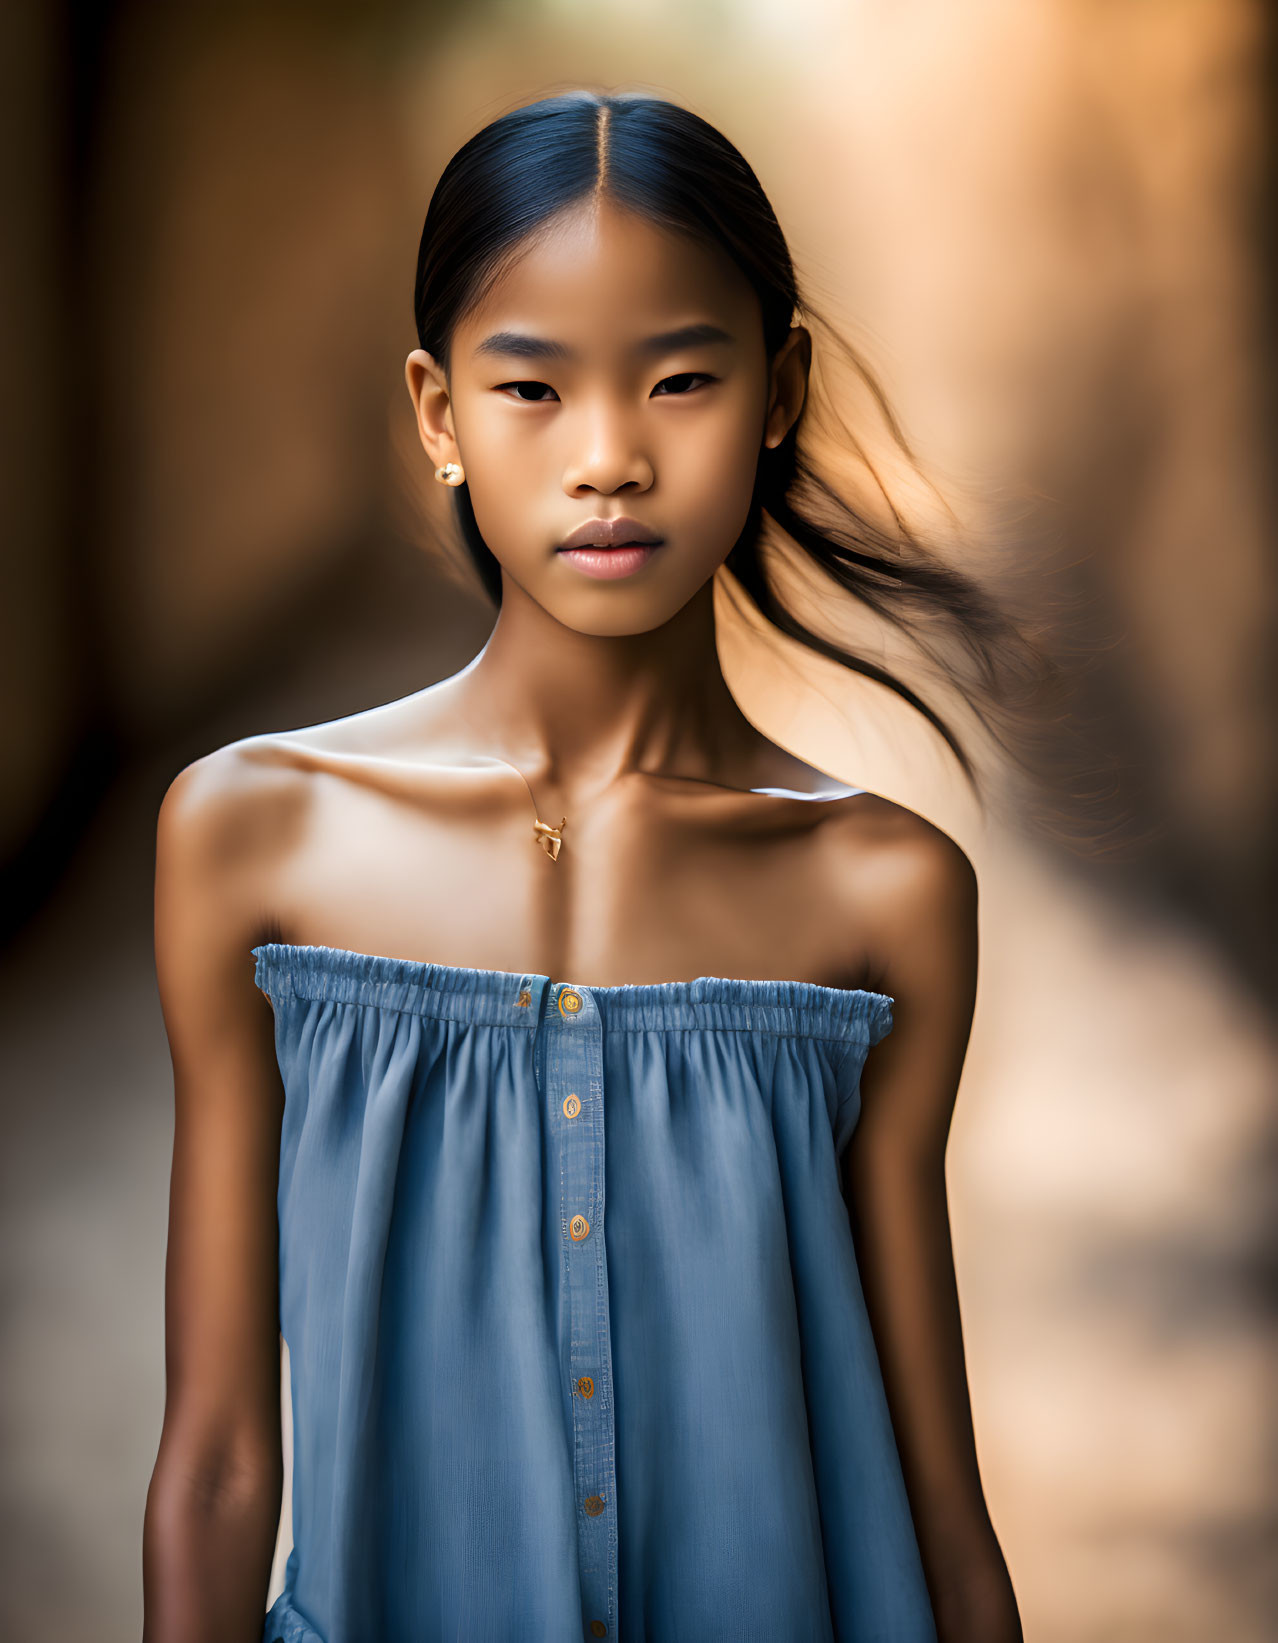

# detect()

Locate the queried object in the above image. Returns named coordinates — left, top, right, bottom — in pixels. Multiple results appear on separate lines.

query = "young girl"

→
left=143, top=90, right=1023, bottom=1643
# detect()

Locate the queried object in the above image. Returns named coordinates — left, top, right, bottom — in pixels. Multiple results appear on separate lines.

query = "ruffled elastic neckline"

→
left=251, top=941, right=894, bottom=1045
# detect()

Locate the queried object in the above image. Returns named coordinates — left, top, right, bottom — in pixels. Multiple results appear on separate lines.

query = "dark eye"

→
left=498, top=381, right=559, bottom=403
left=652, top=373, right=713, bottom=396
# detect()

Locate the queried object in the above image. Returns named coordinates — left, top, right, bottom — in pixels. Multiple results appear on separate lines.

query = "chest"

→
left=275, top=767, right=865, bottom=988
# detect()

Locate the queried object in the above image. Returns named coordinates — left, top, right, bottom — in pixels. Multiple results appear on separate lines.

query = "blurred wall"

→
left=2, top=3, right=1273, bottom=1641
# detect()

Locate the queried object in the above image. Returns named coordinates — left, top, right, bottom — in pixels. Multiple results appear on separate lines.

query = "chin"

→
left=548, top=591, right=694, bottom=638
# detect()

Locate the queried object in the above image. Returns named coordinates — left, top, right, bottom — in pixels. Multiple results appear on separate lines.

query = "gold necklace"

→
left=487, top=755, right=567, bottom=862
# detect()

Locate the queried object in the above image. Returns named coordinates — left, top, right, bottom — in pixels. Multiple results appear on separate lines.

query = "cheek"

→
left=458, top=403, right=546, bottom=552
left=662, top=403, right=763, bottom=530
left=460, top=399, right=536, bottom=482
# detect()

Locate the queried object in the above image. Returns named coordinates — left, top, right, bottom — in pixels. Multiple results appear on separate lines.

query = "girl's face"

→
left=406, top=199, right=810, bottom=635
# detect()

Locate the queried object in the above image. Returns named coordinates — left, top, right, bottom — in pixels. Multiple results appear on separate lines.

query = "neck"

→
left=442, top=576, right=760, bottom=795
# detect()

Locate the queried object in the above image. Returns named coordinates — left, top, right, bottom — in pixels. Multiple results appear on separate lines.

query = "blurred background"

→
left=3, top=2, right=1274, bottom=1640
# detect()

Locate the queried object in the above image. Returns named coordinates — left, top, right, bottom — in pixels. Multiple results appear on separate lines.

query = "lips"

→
left=558, top=516, right=663, bottom=551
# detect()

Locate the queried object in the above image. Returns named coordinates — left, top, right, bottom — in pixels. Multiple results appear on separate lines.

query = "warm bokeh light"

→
left=3, top=4, right=1272, bottom=1641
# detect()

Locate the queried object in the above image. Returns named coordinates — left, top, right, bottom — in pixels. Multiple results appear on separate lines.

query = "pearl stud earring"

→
left=434, top=462, right=465, bottom=486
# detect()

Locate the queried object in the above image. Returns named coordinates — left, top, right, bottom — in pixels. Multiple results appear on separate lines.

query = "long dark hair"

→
left=412, top=89, right=1053, bottom=797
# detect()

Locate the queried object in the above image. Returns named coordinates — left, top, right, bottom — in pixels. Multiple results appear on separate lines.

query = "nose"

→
left=561, top=403, right=654, bottom=496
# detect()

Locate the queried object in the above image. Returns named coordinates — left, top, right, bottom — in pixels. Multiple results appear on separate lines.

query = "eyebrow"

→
left=472, top=321, right=736, bottom=363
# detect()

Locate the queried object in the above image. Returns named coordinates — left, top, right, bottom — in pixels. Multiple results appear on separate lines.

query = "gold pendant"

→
left=533, top=816, right=567, bottom=861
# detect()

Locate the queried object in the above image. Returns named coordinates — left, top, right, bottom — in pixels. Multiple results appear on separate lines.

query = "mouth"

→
left=555, top=540, right=662, bottom=582
left=557, top=515, right=664, bottom=552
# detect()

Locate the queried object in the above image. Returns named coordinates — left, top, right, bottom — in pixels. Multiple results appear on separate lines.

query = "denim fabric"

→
left=251, top=941, right=937, bottom=1643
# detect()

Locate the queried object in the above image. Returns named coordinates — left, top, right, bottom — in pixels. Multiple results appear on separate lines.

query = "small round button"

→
left=569, top=1213, right=590, bottom=1241
left=562, top=1093, right=581, bottom=1119
left=576, top=1374, right=594, bottom=1398
left=583, top=1494, right=605, bottom=1517
left=558, top=989, right=582, bottom=1015
left=589, top=1623, right=607, bottom=1637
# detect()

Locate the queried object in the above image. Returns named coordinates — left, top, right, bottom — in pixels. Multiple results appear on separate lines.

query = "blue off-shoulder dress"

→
left=250, top=941, right=937, bottom=1643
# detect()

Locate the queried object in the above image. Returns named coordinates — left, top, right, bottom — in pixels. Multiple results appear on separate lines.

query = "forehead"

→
left=454, top=200, right=762, bottom=361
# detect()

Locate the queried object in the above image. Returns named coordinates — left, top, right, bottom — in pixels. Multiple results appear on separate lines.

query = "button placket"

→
left=543, top=981, right=617, bottom=1640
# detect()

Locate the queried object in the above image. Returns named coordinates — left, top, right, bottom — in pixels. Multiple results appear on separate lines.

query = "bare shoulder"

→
left=157, top=678, right=472, bottom=852
left=154, top=731, right=327, bottom=1009
left=818, top=791, right=978, bottom=995
left=826, top=795, right=979, bottom=1170
left=157, top=733, right=314, bottom=912
left=153, top=681, right=465, bottom=949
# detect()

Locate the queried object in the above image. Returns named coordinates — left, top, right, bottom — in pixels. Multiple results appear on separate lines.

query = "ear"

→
left=404, top=349, right=460, bottom=469
left=763, top=325, right=812, bottom=449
